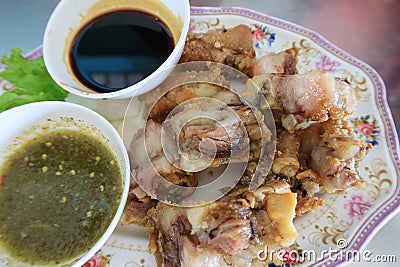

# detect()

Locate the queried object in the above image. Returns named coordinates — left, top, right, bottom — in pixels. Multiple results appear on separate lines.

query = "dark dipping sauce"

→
left=0, top=130, right=123, bottom=264
left=70, top=10, right=175, bottom=93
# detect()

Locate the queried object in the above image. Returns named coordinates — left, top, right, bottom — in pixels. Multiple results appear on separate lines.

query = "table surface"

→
left=0, top=0, right=399, bottom=266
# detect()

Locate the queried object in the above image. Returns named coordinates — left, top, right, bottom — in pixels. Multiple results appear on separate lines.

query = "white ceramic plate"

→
left=1, top=7, right=399, bottom=267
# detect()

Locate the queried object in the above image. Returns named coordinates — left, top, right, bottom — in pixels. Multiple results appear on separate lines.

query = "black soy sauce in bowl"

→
left=70, top=10, right=175, bottom=93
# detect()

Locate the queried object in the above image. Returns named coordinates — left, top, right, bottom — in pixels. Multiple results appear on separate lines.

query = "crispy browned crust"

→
left=145, top=214, right=164, bottom=267
left=122, top=204, right=165, bottom=267
left=121, top=208, right=151, bottom=227
left=145, top=67, right=230, bottom=123
left=179, top=24, right=256, bottom=76
left=285, top=46, right=299, bottom=74
left=295, top=194, right=324, bottom=216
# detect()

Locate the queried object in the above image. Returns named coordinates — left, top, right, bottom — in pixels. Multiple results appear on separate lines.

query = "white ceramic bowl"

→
left=43, top=0, right=190, bottom=99
left=0, top=101, right=130, bottom=267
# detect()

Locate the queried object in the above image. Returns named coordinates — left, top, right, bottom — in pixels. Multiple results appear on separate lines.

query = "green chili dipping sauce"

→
left=0, top=130, right=123, bottom=265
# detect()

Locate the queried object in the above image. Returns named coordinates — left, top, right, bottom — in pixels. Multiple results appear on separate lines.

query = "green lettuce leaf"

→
left=0, top=48, right=67, bottom=112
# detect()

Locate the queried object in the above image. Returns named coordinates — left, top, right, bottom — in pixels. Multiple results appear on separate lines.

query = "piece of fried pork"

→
left=243, top=70, right=357, bottom=132
left=146, top=180, right=297, bottom=267
left=179, top=24, right=256, bottom=76
left=251, top=47, right=298, bottom=76
left=272, top=120, right=370, bottom=194
left=297, top=119, right=370, bottom=193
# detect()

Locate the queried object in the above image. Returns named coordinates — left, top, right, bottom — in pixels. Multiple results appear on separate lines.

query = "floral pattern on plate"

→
left=83, top=250, right=112, bottom=267
left=314, top=54, right=341, bottom=73
left=351, top=115, right=380, bottom=146
left=344, top=194, right=373, bottom=220
left=252, top=24, right=276, bottom=49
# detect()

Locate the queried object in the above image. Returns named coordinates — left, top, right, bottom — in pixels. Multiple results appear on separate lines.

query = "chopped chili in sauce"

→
left=0, top=130, right=123, bottom=264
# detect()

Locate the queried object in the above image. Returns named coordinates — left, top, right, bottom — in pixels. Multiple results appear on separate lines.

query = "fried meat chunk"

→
left=252, top=47, right=298, bottom=76
left=146, top=182, right=298, bottom=267
left=244, top=70, right=357, bottom=132
left=179, top=24, right=256, bottom=76
left=298, top=120, right=370, bottom=192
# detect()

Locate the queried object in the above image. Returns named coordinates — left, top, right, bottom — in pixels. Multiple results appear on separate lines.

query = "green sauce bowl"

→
left=0, top=101, right=130, bottom=267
